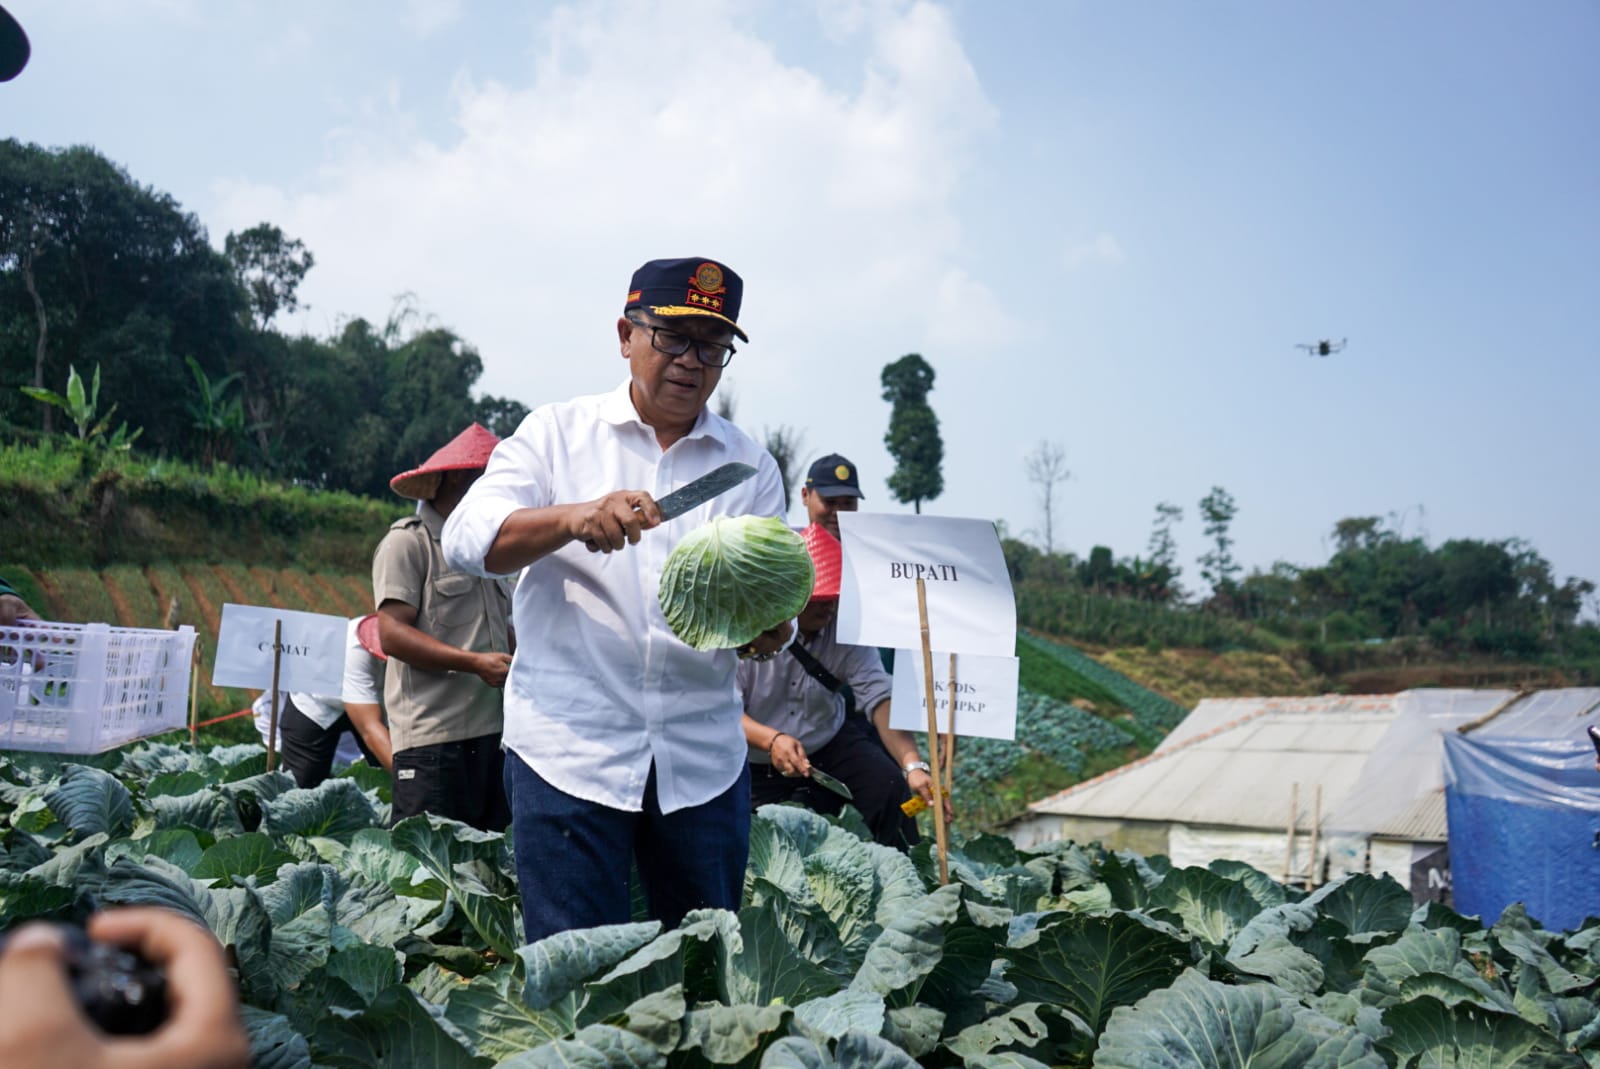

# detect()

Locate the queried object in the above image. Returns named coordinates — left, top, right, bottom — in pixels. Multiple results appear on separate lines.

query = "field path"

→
left=99, top=570, right=139, bottom=627
left=25, top=567, right=70, bottom=620
left=210, top=564, right=256, bottom=607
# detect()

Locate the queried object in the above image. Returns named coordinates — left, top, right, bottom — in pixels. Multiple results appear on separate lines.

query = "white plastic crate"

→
left=0, top=620, right=197, bottom=754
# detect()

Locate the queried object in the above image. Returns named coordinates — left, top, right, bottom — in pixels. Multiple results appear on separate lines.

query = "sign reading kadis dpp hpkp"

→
left=835, top=513, right=1019, bottom=740
left=213, top=603, right=347, bottom=696
left=889, top=650, right=1020, bottom=741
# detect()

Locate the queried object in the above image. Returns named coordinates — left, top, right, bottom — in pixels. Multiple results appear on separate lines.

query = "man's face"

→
left=803, top=486, right=859, bottom=540
left=619, top=314, right=730, bottom=432
left=797, top=595, right=839, bottom=635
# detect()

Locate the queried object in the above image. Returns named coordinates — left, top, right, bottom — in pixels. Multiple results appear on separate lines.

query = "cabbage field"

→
left=2, top=743, right=1596, bottom=1067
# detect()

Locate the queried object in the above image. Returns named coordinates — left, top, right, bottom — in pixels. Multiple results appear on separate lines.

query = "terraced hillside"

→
left=2, top=562, right=371, bottom=731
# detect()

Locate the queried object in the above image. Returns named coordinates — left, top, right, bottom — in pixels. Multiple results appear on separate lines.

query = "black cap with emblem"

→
left=624, top=257, right=748, bottom=342
left=0, top=4, right=28, bottom=82
left=804, top=454, right=864, bottom=500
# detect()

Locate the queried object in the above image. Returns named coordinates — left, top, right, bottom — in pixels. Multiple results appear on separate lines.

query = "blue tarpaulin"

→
left=1443, top=728, right=1600, bottom=932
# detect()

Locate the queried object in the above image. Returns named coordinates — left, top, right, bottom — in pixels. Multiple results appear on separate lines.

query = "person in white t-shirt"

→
left=253, top=614, right=390, bottom=786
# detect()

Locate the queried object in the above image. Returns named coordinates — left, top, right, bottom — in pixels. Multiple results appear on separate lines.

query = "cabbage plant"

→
left=658, top=515, right=814, bottom=651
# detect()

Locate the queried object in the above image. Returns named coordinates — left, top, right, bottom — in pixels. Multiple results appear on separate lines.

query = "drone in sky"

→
left=1295, top=338, right=1347, bottom=358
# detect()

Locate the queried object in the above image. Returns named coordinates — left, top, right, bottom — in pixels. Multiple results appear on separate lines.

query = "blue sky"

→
left=7, top=0, right=1597, bottom=604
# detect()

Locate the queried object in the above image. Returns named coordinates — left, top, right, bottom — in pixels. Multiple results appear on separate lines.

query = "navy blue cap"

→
left=0, top=5, right=29, bottom=82
left=625, top=257, right=747, bottom=342
left=805, top=454, right=864, bottom=499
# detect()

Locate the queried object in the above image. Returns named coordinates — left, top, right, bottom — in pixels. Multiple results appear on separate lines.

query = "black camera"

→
left=0, top=924, right=168, bottom=1035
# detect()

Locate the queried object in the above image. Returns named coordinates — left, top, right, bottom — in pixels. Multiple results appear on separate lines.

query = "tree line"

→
left=1008, top=466, right=1598, bottom=660
left=0, top=139, right=527, bottom=497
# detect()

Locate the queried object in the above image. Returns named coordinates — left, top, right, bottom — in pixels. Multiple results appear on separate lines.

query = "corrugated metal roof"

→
left=1157, top=693, right=1408, bottom=752
left=1030, top=708, right=1398, bottom=831
left=1028, top=687, right=1599, bottom=842
left=1470, top=688, right=1600, bottom=737
left=1370, top=788, right=1447, bottom=841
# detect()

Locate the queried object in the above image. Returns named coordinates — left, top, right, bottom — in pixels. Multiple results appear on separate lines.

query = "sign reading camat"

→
left=213, top=603, right=347, bottom=695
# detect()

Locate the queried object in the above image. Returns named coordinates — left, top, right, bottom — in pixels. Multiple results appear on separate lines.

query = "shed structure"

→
left=1005, top=688, right=1583, bottom=899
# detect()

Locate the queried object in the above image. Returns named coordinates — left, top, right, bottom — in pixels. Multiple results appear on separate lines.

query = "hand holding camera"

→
left=0, top=908, right=248, bottom=1069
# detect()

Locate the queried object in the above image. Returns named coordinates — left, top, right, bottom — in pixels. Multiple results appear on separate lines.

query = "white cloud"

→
left=212, top=0, right=1003, bottom=520
left=402, top=0, right=463, bottom=38
left=1063, top=233, right=1127, bottom=269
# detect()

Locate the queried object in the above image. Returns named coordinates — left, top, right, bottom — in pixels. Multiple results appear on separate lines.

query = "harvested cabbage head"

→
left=659, top=515, right=815, bottom=651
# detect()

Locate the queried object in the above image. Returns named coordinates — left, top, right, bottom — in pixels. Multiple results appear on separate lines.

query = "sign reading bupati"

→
left=213, top=603, right=347, bottom=695
left=835, top=513, right=1015, bottom=657
left=889, top=651, right=1020, bottom=741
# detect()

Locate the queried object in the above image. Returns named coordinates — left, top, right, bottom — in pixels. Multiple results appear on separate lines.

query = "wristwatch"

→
left=902, top=760, right=931, bottom=777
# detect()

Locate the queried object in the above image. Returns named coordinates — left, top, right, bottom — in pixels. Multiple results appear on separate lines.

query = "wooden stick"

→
left=1283, top=782, right=1298, bottom=885
left=1308, top=783, right=1322, bottom=890
left=915, top=579, right=949, bottom=885
left=188, top=639, right=201, bottom=749
left=942, top=652, right=957, bottom=799
left=266, top=619, right=281, bottom=773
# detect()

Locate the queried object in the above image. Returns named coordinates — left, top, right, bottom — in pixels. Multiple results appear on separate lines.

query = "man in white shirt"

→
left=443, top=257, right=791, bottom=942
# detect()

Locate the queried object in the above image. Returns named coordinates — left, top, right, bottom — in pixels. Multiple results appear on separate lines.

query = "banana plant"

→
left=19, top=363, right=143, bottom=452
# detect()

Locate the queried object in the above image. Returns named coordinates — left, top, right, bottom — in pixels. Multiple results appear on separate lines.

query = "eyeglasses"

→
left=629, top=317, right=736, bottom=368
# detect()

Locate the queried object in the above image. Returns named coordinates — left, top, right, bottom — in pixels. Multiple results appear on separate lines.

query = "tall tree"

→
left=1144, top=501, right=1185, bottom=600
left=880, top=353, right=943, bottom=514
left=1146, top=501, right=1183, bottom=574
left=1023, top=440, right=1070, bottom=553
left=224, top=223, right=314, bottom=332
left=1197, top=485, right=1240, bottom=602
left=0, top=140, right=248, bottom=453
left=762, top=425, right=806, bottom=512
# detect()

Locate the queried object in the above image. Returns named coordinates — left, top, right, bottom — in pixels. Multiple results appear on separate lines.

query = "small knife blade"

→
left=657, top=462, right=758, bottom=521
left=808, top=767, right=854, bottom=801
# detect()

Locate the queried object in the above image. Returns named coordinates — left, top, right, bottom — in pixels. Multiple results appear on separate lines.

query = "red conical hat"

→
left=355, top=613, right=386, bottom=661
left=389, top=423, right=501, bottom=500
left=802, top=522, right=842, bottom=599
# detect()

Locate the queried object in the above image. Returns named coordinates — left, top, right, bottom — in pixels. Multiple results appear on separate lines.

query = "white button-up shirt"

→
left=442, top=381, right=785, bottom=813
left=737, top=619, right=894, bottom=763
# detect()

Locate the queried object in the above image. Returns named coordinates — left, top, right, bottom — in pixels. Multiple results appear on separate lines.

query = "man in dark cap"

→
left=802, top=453, right=864, bottom=541
left=444, top=257, right=790, bottom=942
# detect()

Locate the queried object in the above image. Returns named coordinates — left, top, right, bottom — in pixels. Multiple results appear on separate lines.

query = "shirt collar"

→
left=418, top=500, right=446, bottom=539
left=598, top=379, right=730, bottom=445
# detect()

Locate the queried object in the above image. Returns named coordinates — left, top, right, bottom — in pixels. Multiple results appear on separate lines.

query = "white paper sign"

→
left=890, top=651, right=1020, bottom=740
left=835, top=513, right=1015, bottom=656
left=213, top=603, right=348, bottom=695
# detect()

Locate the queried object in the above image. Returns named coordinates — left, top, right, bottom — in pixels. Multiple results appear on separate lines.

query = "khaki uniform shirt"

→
left=372, top=502, right=512, bottom=752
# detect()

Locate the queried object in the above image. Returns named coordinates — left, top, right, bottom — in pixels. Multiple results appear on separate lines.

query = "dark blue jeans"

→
left=504, top=750, right=751, bottom=945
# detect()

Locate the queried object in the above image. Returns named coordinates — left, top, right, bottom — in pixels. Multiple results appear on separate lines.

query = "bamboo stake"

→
left=1308, top=783, right=1322, bottom=890
left=266, top=619, right=281, bottom=773
left=188, top=639, right=201, bottom=749
left=915, top=579, right=949, bottom=885
left=1283, top=782, right=1298, bottom=885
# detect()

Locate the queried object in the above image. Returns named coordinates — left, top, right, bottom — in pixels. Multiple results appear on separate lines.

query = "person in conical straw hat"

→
left=372, top=423, right=516, bottom=831
left=736, top=522, right=949, bottom=849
